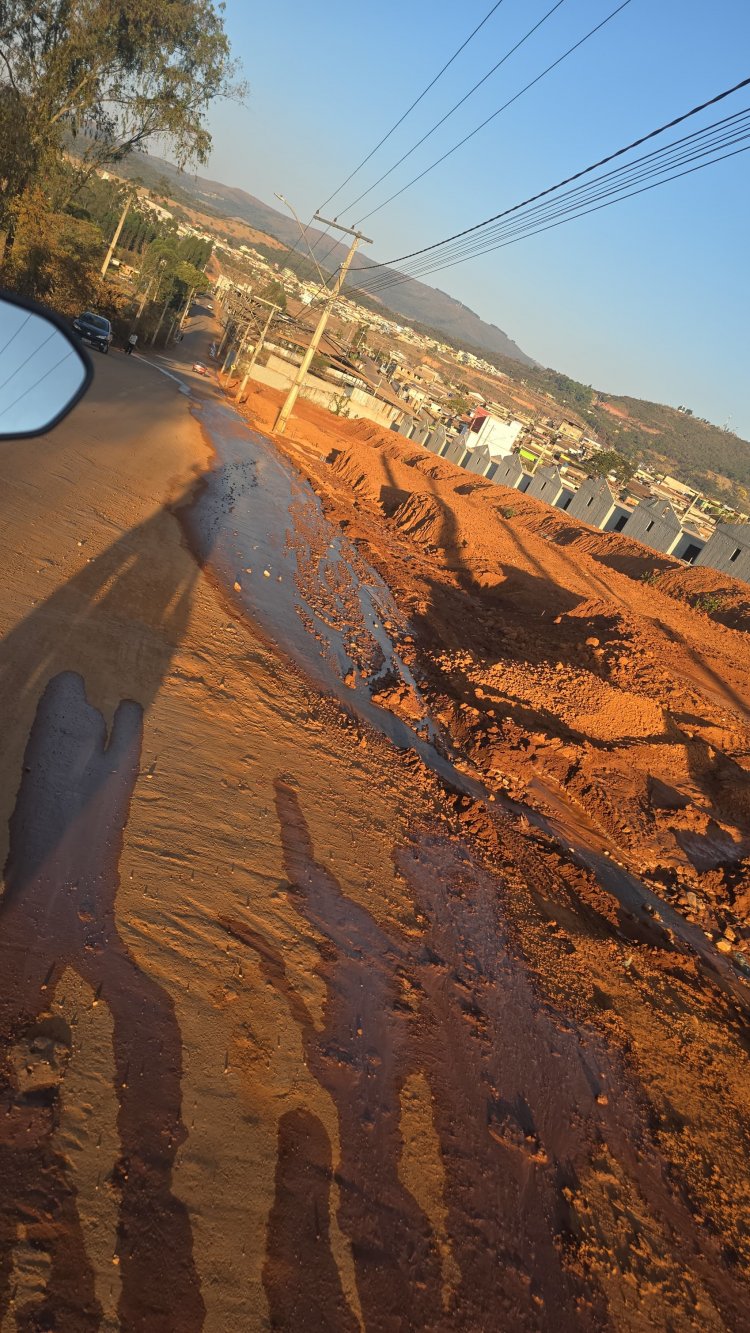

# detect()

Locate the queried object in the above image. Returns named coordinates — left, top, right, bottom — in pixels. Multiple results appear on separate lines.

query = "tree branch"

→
left=49, top=69, right=97, bottom=125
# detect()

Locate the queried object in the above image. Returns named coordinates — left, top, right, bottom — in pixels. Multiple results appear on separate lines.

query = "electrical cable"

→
left=317, top=0, right=509, bottom=213
left=351, top=72, right=750, bottom=274
left=314, top=0, right=565, bottom=275
left=348, top=122, right=750, bottom=295
left=354, top=136, right=750, bottom=292
left=336, top=0, right=570, bottom=220
left=0, top=348, right=76, bottom=425
left=0, top=312, right=32, bottom=362
left=349, top=114, right=750, bottom=290
left=351, top=105, right=750, bottom=289
left=316, top=0, right=625, bottom=275
left=352, top=0, right=635, bottom=227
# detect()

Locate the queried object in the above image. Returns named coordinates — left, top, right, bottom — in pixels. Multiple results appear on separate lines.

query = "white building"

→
left=463, top=413, right=523, bottom=459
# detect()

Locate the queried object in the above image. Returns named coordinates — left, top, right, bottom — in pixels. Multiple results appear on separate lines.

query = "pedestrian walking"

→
left=124, top=332, right=138, bottom=356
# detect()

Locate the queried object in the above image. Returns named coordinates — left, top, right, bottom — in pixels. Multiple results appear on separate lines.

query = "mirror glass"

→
left=0, top=298, right=89, bottom=438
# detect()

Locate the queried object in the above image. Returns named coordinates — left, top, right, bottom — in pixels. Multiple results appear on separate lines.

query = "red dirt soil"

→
left=229, top=378, right=750, bottom=1316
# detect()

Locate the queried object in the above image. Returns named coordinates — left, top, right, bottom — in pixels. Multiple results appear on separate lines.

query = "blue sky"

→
left=204, top=0, right=750, bottom=436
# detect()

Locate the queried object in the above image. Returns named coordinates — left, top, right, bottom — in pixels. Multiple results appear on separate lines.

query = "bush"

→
left=1, top=189, right=104, bottom=315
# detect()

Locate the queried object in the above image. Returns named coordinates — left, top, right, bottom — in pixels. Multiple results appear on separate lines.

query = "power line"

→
left=347, top=114, right=750, bottom=295
left=337, top=0, right=570, bottom=221
left=0, top=312, right=32, bottom=362
left=354, top=136, right=750, bottom=291
left=317, top=0, right=629, bottom=275
left=314, top=0, right=569, bottom=273
left=353, top=106, right=750, bottom=288
left=347, top=73, right=750, bottom=283
left=353, top=0, right=635, bottom=226
left=317, top=0, right=509, bottom=213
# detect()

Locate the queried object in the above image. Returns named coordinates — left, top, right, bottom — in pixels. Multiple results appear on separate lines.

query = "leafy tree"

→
left=141, top=236, right=179, bottom=272
left=260, top=279, right=287, bottom=311
left=177, top=235, right=213, bottom=269
left=71, top=173, right=127, bottom=232
left=172, top=260, right=206, bottom=307
left=0, top=0, right=244, bottom=255
left=587, top=449, right=636, bottom=485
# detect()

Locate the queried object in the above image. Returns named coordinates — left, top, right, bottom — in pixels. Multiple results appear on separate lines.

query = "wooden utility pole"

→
left=235, top=298, right=281, bottom=402
left=217, top=315, right=234, bottom=360
left=274, top=215, right=371, bottom=435
left=101, top=195, right=132, bottom=278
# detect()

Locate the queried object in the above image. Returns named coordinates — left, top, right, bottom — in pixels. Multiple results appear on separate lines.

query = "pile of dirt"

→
left=277, top=428, right=750, bottom=961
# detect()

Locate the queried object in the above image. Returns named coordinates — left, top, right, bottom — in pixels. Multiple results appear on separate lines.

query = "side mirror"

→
left=0, top=290, right=93, bottom=440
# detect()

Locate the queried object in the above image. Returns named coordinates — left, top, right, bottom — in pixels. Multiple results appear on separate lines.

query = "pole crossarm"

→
left=313, top=214, right=373, bottom=244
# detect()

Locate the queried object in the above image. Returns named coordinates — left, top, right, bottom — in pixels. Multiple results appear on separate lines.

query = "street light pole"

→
left=274, top=192, right=329, bottom=289
left=274, top=214, right=371, bottom=435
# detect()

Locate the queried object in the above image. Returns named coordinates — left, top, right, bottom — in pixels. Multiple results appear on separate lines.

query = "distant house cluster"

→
left=397, top=413, right=750, bottom=585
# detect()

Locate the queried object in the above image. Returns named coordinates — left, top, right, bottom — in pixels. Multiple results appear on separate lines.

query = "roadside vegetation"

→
left=0, top=0, right=243, bottom=339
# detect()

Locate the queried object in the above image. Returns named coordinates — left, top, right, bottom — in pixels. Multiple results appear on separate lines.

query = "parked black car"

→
left=72, top=311, right=112, bottom=354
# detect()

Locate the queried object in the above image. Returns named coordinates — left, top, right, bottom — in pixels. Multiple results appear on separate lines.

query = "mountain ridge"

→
left=112, top=149, right=537, bottom=367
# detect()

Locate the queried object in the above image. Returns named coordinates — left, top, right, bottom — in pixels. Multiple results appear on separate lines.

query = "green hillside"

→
left=459, top=354, right=750, bottom=509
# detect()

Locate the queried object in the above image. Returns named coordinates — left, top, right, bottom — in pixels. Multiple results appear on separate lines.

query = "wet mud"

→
left=226, top=781, right=748, bottom=1330
left=184, top=405, right=749, bottom=1004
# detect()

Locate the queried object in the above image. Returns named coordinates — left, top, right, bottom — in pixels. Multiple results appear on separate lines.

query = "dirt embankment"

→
left=218, top=379, right=750, bottom=1317
left=231, top=381, right=750, bottom=950
left=326, top=437, right=750, bottom=942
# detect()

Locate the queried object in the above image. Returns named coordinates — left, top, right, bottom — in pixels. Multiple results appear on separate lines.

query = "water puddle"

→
left=180, top=405, right=455, bottom=770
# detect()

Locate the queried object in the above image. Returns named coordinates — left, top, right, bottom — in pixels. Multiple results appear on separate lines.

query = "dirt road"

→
left=1, top=315, right=749, bottom=1331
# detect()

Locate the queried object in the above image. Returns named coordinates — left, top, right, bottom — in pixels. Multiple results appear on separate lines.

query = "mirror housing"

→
left=0, top=290, right=93, bottom=440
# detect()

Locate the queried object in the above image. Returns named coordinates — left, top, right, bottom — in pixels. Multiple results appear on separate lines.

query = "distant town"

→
left=107, top=172, right=750, bottom=586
